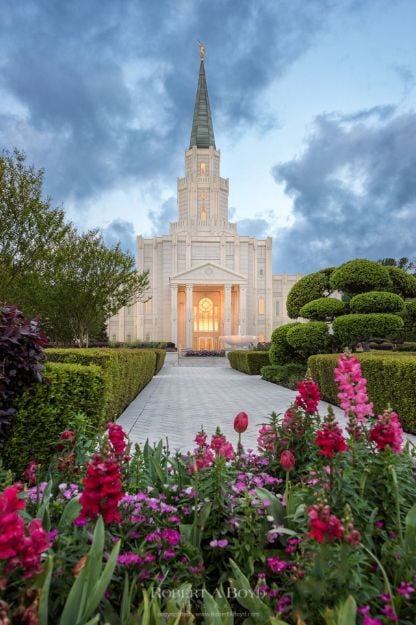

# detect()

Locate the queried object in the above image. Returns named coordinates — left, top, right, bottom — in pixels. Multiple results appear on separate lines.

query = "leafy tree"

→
left=42, top=230, right=150, bottom=346
left=0, top=149, right=70, bottom=305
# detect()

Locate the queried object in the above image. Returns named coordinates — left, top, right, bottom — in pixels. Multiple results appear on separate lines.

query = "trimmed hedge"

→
left=286, top=271, right=331, bottom=318
left=151, top=348, right=166, bottom=374
left=46, top=348, right=156, bottom=420
left=330, top=259, right=391, bottom=295
left=269, top=323, right=303, bottom=365
left=260, top=363, right=306, bottom=389
left=349, top=291, right=404, bottom=314
left=332, top=313, right=404, bottom=346
left=4, top=362, right=107, bottom=473
left=286, top=322, right=332, bottom=360
left=405, top=299, right=416, bottom=319
left=308, top=352, right=416, bottom=433
left=227, top=350, right=270, bottom=375
left=300, top=297, right=345, bottom=320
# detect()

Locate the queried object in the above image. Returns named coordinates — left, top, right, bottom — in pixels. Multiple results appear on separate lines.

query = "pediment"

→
left=170, top=262, right=247, bottom=285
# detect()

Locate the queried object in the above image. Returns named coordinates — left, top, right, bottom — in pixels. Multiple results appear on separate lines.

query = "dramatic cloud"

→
left=102, top=219, right=137, bottom=257
left=0, top=0, right=371, bottom=206
left=272, top=108, right=416, bottom=274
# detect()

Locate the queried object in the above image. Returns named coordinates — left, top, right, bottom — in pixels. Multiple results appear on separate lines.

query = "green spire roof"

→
left=189, top=60, right=216, bottom=149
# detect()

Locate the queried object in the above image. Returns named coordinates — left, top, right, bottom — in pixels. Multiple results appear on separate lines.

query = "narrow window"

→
left=200, top=162, right=206, bottom=176
left=274, top=300, right=280, bottom=316
left=258, top=297, right=265, bottom=315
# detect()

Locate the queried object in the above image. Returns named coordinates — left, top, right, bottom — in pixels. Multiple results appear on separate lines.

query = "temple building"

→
left=108, top=50, right=301, bottom=347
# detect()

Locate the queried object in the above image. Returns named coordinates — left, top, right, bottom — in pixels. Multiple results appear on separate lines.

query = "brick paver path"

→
left=117, top=353, right=347, bottom=452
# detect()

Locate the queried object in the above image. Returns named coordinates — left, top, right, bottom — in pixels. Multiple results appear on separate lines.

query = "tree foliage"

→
left=286, top=271, right=332, bottom=318
left=349, top=291, right=405, bottom=314
left=332, top=313, right=404, bottom=346
left=286, top=321, right=332, bottom=360
left=0, top=150, right=149, bottom=345
left=330, top=259, right=391, bottom=295
left=300, top=297, right=345, bottom=320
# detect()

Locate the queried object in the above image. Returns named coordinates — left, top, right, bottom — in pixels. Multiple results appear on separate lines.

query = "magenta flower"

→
left=368, top=410, right=404, bottom=454
left=397, top=581, right=415, bottom=598
left=266, top=556, right=292, bottom=573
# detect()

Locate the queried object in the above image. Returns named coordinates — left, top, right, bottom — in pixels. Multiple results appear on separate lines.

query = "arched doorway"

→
left=193, top=293, right=220, bottom=349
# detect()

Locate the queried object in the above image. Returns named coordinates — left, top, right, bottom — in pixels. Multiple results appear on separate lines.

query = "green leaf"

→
left=58, top=496, right=82, bottom=530
left=255, top=488, right=284, bottom=525
left=405, top=503, right=416, bottom=556
left=336, top=595, right=357, bottom=625
left=202, top=591, right=225, bottom=625
left=83, top=538, right=121, bottom=621
left=229, top=560, right=273, bottom=625
left=59, top=560, right=88, bottom=625
left=38, top=555, right=54, bottom=625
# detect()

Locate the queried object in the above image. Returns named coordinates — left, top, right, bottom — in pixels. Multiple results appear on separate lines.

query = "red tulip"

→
left=280, top=449, right=295, bottom=471
left=234, top=412, right=248, bottom=433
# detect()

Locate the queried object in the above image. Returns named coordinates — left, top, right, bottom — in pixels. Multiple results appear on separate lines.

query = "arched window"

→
left=196, top=297, right=218, bottom=331
left=200, top=162, right=206, bottom=176
left=200, top=191, right=207, bottom=222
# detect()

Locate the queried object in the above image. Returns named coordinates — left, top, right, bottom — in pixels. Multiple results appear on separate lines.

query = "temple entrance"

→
left=193, top=292, right=221, bottom=349
left=198, top=336, right=214, bottom=350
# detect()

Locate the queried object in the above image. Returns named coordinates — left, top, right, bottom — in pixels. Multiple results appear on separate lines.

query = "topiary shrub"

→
left=286, top=272, right=331, bottom=319
left=3, top=362, right=106, bottom=474
left=332, top=313, right=404, bottom=346
left=330, top=259, right=391, bottom=295
left=227, top=350, right=270, bottom=374
left=286, top=321, right=332, bottom=360
left=404, top=299, right=416, bottom=319
left=269, top=322, right=303, bottom=365
left=349, top=291, right=404, bottom=314
left=260, top=363, right=306, bottom=389
left=386, top=266, right=416, bottom=298
left=0, top=304, right=48, bottom=445
left=46, top=348, right=156, bottom=420
left=300, top=297, right=345, bottom=320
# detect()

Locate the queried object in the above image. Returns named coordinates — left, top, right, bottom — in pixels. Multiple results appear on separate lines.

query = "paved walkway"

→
left=117, top=353, right=347, bottom=452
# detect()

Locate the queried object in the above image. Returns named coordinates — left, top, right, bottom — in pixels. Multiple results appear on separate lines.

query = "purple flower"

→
left=209, top=539, right=228, bottom=548
left=267, top=556, right=291, bottom=573
left=161, top=528, right=181, bottom=546
left=397, top=581, right=415, bottom=598
left=117, top=552, right=143, bottom=565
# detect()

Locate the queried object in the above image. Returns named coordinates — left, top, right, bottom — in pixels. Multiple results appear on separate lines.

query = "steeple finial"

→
left=189, top=47, right=216, bottom=149
left=198, top=41, right=205, bottom=60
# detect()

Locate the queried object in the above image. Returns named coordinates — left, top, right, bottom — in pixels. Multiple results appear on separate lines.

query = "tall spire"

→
left=189, top=46, right=216, bottom=149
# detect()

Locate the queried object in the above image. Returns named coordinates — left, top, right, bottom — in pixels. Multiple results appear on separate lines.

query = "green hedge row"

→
left=152, top=348, right=166, bottom=375
left=46, top=348, right=157, bottom=420
left=308, top=352, right=416, bottom=433
left=228, top=350, right=270, bottom=374
left=5, top=362, right=107, bottom=473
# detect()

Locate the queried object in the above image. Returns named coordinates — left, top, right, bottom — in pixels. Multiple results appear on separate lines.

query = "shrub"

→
left=286, top=271, right=331, bottom=318
left=0, top=304, right=48, bottom=445
left=227, top=350, right=270, bottom=374
left=3, top=362, right=106, bottom=473
left=46, top=348, right=156, bottom=420
left=269, top=322, right=303, bottom=365
left=397, top=342, right=416, bottom=352
left=286, top=321, right=332, bottom=360
left=405, top=299, right=416, bottom=319
left=260, top=363, right=306, bottom=389
left=330, top=259, right=391, bottom=295
left=308, top=352, right=416, bottom=433
left=151, top=348, right=166, bottom=374
left=332, top=313, right=404, bottom=346
left=300, top=297, right=345, bottom=320
left=386, top=266, right=416, bottom=298
left=349, top=291, right=404, bottom=314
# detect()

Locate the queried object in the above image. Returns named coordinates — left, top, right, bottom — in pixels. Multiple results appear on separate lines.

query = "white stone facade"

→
left=108, top=58, right=300, bottom=346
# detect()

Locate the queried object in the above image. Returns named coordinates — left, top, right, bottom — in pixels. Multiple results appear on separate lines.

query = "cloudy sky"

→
left=1, top=0, right=416, bottom=273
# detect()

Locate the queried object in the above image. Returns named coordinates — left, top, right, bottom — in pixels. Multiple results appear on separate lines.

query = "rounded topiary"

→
left=350, top=291, right=404, bottom=314
left=286, top=321, right=332, bottom=360
left=286, top=271, right=331, bottom=319
left=330, top=259, right=391, bottom=295
left=269, top=322, right=303, bottom=365
left=404, top=299, right=416, bottom=319
left=300, top=297, right=345, bottom=320
left=332, top=313, right=404, bottom=346
left=386, top=266, right=416, bottom=298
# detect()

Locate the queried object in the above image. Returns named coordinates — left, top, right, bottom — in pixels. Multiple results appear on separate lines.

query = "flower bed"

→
left=184, top=349, right=226, bottom=357
left=1, top=354, right=416, bottom=624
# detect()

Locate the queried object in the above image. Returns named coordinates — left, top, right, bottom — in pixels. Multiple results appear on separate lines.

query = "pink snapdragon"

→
left=334, top=353, right=373, bottom=423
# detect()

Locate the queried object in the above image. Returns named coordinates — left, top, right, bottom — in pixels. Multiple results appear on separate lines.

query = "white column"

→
left=186, top=284, right=193, bottom=347
left=239, top=285, right=247, bottom=335
left=225, top=283, right=232, bottom=336
left=170, top=284, right=178, bottom=346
